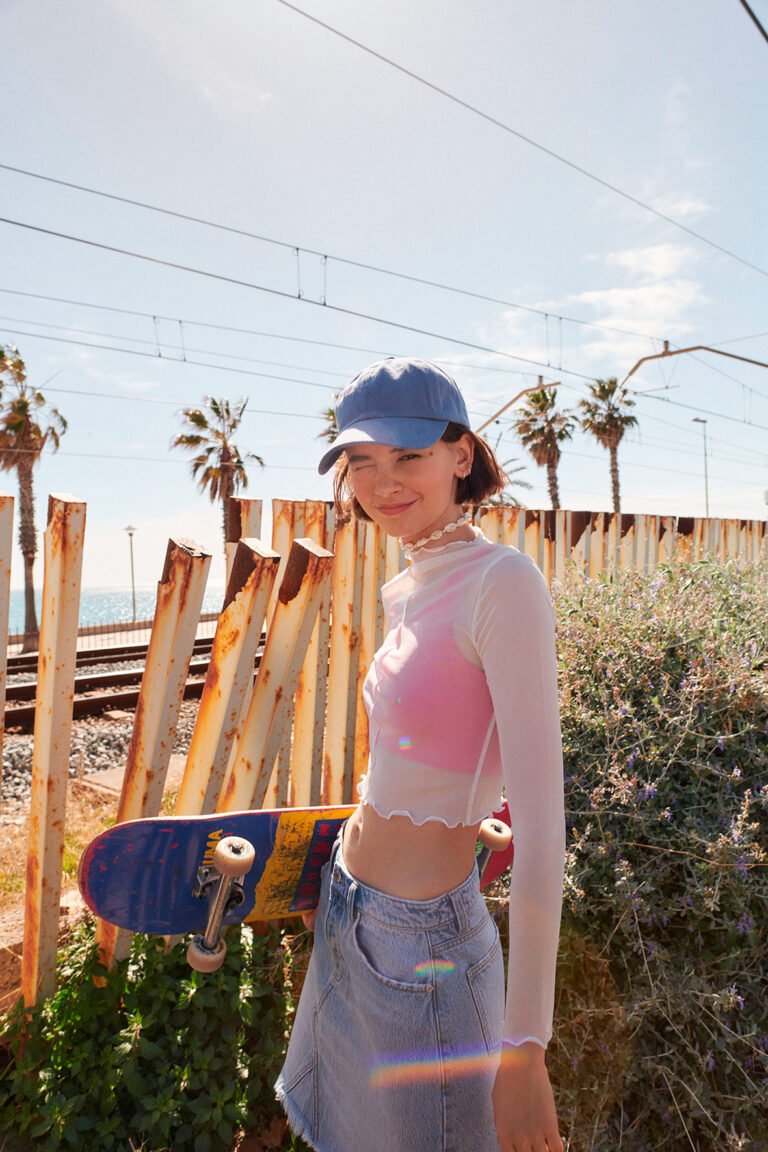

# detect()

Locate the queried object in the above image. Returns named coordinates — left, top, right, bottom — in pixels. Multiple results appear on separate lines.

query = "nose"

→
left=374, top=465, right=403, bottom=497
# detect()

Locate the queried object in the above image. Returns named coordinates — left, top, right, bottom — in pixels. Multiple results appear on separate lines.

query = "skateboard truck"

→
left=476, top=817, right=512, bottom=881
left=187, top=836, right=256, bottom=972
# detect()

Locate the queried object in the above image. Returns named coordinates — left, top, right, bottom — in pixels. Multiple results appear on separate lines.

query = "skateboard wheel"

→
left=187, top=935, right=227, bottom=973
left=478, top=817, right=512, bottom=853
left=213, top=836, right=256, bottom=877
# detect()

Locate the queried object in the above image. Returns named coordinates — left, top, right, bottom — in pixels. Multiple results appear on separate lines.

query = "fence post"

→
left=322, top=519, right=361, bottom=805
left=290, top=501, right=333, bottom=807
left=225, top=497, right=263, bottom=585
left=219, top=538, right=333, bottom=812
left=96, top=537, right=211, bottom=965
left=21, top=496, right=86, bottom=1006
left=0, top=494, right=13, bottom=803
left=351, top=522, right=380, bottom=798
left=175, top=539, right=279, bottom=816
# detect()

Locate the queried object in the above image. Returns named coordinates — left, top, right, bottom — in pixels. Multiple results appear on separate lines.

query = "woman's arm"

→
left=473, top=551, right=566, bottom=1147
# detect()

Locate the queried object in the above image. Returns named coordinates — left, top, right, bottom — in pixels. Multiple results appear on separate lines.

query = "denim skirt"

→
left=275, top=832, right=504, bottom=1152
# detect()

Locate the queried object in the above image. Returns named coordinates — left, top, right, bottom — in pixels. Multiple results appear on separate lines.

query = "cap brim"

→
left=317, top=416, right=448, bottom=475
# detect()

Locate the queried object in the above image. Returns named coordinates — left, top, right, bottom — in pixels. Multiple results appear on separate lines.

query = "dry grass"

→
left=0, top=783, right=118, bottom=906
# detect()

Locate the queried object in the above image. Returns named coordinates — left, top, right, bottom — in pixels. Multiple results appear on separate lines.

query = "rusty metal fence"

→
left=4, top=494, right=765, bottom=1001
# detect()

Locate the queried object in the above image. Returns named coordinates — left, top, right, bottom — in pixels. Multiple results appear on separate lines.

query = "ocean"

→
left=7, top=584, right=226, bottom=635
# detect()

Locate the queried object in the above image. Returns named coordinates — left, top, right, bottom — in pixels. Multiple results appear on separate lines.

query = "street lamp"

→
left=125, top=525, right=137, bottom=623
left=692, top=419, right=710, bottom=518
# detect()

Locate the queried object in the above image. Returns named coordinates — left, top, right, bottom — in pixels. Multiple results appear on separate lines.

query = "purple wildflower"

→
left=736, top=914, right=754, bottom=937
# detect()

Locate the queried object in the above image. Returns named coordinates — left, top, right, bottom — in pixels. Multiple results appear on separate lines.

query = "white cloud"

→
left=606, top=242, right=694, bottom=282
left=568, top=243, right=707, bottom=372
left=651, top=193, right=713, bottom=221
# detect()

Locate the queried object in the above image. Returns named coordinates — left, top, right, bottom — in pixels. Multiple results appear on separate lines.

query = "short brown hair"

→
left=332, top=423, right=507, bottom=524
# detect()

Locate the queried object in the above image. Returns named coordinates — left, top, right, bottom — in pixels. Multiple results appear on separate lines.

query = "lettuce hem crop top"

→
left=358, top=528, right=566, bottom=1049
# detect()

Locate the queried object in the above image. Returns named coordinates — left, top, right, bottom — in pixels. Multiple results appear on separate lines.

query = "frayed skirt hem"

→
left=275, top=1079, right=326, bottom=1152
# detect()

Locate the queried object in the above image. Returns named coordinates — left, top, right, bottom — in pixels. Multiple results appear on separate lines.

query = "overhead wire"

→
left=0, top=288, right=537, bottom=379
left=492, top=431, right=764, bottom=489
left=0, top=163, right=680, bottom=344
left=736, top=0, right=768, bottom=45
left=0, top=215, right=598, bottom=381
left=0, top=314, right=349, bottom=386
left=272, top=0, right=768, bottom=279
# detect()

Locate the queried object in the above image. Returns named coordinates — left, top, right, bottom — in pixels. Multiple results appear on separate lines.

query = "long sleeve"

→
left=471, top=551, right=565, bottom=1048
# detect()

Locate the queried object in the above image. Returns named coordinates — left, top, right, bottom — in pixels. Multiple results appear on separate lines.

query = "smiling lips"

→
left=377, top=502, right=416, bottom=516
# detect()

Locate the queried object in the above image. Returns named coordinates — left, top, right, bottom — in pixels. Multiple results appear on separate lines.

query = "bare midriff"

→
left=341, top=802, right=482, bottom=900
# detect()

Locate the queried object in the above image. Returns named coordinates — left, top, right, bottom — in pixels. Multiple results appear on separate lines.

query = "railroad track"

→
left=3, top=636, right=263, bottom=732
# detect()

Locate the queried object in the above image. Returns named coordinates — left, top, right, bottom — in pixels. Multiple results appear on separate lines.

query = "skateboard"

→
left=78, top=803, right=513, bottom=972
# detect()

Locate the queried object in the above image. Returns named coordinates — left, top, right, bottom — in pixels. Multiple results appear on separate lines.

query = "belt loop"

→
left=450, top=889, right=468, bottom=934
left=346, top=879, right=358, bottom=916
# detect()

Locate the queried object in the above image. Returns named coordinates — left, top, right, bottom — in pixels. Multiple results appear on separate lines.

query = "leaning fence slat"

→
left=96, top=537, right=211, bottom=965
left=22, top=496, right=86, bottom=1006
left=224, top=497, right=263, bottom=584
left=175, top=539, right=279, bottom=816
left=219, top=538, right=333, bottom=813
left=322, top=519, right=360, bottom=805
left=351, top=521, right=379, bottom=799
left=0, top=494, right=13, bottom=801
left=269, top=500, right=305, bottom=800
left=291, top=501, right=333, bottom=807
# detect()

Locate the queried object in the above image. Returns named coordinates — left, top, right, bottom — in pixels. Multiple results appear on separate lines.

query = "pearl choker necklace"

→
left=400, top=512, right=472, bottom=558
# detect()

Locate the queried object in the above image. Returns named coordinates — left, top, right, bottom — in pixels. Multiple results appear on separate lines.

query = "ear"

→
left=454, top=433, right=474, bottom=477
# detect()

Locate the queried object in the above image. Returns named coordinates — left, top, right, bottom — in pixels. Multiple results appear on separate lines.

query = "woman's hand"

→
left=492, top=1041, right=563, bottom=1152
left=301, top=908, right=318, bottom=931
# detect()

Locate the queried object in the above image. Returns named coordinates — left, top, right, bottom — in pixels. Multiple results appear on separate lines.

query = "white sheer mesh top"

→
left=358, top=529, right=565, bottom=1049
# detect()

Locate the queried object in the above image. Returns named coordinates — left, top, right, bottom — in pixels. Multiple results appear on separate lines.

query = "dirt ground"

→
left=0, top=780, right=119, bottom=1014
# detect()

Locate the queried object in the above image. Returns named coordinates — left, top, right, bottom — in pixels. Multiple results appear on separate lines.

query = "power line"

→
left=273, top=0, right=768, bottom=279
left=0, top=328, right=344, bottom=393
left=8, top=321, right=768, bottom=451
left=0, top=444, right=314, bottom=469
left=0, top=163, right=671, bottom=344
left=0, top=314, right=348, bottom=387
left=737, top=0, right=768, bottom=45
left=494, top=433, right=764, bottom=489
left=630, top=388, right=768, bottom=433
left=637, top=408, right=766, bottom=458
left=0, top=215, right=598, bottom=381
left=0, top=286, right=541, bottom=382
left=625, top=431, right=765, bottom=470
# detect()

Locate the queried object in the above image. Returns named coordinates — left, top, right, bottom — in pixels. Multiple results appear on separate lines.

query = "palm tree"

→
left=318, top=403, right=339, bottom=444
left=578, top=378, right=638, bottom=514
left=0, top=345, right=67, bottom=652
left=488, top=457, right=532, bottom=508
left=512, top=388, right=574, bottom=510
left=172, top=396, right=264, bottom=553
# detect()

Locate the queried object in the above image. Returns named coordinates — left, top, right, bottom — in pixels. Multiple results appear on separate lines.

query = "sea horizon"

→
left=7, top=583, right=227, bottom=634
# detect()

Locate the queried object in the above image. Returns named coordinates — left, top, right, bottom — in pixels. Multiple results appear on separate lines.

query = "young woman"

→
left=276, top=357, right=565, bottom=1152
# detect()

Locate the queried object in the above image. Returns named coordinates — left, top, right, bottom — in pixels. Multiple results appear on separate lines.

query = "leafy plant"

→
left=549, top=558, right=768, bottom=1151
left=0, top=923, right=290, bottom=1151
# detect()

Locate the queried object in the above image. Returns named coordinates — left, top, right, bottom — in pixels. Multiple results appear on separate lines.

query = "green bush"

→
left=1, top=557, right=765, bottom=1152
left=0, top=923, right=291, bottom=1151
left=550, top=558, right=768, bottom=1151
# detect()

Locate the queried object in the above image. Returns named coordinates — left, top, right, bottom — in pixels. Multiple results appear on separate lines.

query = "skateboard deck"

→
left=78, top=803, right=514, bottom=938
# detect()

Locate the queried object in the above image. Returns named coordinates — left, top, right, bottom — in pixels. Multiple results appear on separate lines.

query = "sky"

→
left=2, top=0, right=767, bottom=592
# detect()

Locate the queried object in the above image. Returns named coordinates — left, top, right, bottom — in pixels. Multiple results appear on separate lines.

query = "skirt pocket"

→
left=351, top=913, right=434, bottom=994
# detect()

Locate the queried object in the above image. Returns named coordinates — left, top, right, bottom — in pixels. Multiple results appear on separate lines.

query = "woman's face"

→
left=345, top=435, right=473, bottom=542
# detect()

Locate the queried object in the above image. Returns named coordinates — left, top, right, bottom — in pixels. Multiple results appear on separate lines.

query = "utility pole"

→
left=692, top=418, right=710, bottom=518
left=125, top=525, right=137, bottom=622
left=474, top=376, right=563, bottom=434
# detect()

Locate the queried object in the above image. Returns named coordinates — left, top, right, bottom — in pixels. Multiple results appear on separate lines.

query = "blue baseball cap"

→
left=318, top=357, right=470, bottom=475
